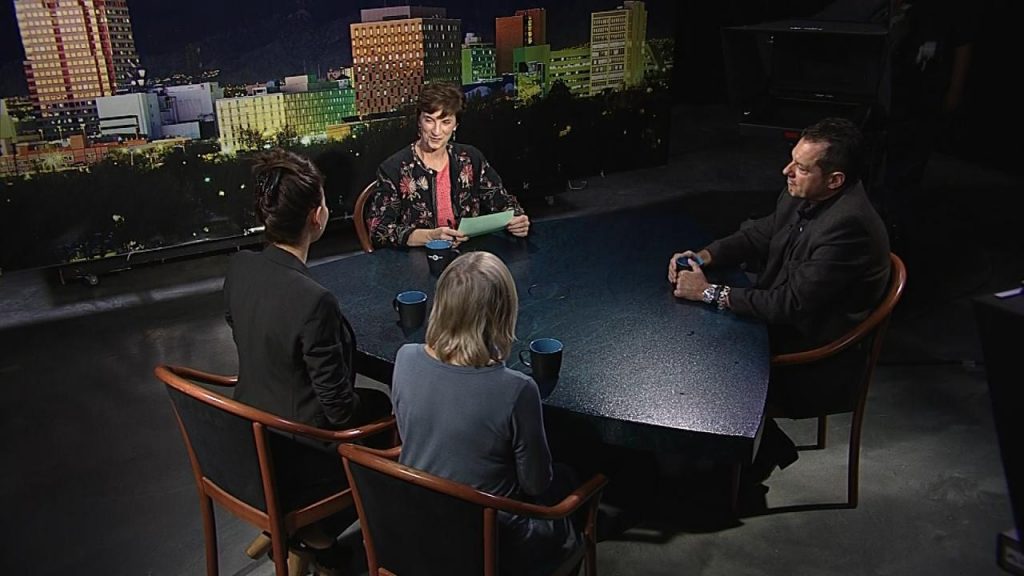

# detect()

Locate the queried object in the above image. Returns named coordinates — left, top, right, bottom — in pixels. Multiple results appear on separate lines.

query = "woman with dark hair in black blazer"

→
left=225, top=148, right=390, bottom=429
left=223, top=149, right=391, bottom=573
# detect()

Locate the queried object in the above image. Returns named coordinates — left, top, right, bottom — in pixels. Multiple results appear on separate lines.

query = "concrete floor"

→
left=0, top=106, right=1020, bottom=575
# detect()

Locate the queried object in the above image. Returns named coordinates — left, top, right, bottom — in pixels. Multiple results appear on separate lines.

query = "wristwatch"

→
left=701, top=284, right=719, bottom=305
left=717, top=285, right=732, bottom=310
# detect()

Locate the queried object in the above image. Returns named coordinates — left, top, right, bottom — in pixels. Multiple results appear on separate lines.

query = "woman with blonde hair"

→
left=391, top=251, right=577, bottom=575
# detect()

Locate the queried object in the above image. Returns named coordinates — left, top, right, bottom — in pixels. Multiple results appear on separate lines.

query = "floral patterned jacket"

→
left=369, top=142, right=524, bottom=247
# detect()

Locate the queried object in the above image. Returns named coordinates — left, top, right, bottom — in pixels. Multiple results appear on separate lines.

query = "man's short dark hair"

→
left=801, top=117, right=864, bottom=184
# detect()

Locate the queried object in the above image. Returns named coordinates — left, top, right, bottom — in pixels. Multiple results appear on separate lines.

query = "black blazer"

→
left=706, top=181, right=891, bottom=352
left=224, top=245, right=360, bottom=429
left=705, top=182, right=891, bottom=416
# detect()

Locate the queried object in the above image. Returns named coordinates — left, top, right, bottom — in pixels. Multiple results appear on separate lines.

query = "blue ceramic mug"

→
left=393, top=290, right=427, bottom=329
left=519, top=337, right=563, bottom=385
left=425, top=239, right=459, bottom=276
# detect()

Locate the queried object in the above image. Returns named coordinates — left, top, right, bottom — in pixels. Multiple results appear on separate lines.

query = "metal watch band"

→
left=717, top=285, right=732, bottom=310
left=702, top=284, right=719, bottom=305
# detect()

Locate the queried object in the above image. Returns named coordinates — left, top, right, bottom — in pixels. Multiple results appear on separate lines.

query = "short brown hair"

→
left=417, top=82, right=463, bottom=118
left=426, top=252, right=518, bottom=367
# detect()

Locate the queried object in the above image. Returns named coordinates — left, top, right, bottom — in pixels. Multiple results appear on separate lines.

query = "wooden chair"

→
left=339, top=443, right=608, bottom=576
left=155, top=364, right=396, bottom=576
left=353, top=182, right=376, bottom=254
left=769, top=253, right=907, bottom=508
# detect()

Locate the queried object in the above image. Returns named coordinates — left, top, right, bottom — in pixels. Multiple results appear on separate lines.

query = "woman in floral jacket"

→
left=369, top=83, right=530, bottom=248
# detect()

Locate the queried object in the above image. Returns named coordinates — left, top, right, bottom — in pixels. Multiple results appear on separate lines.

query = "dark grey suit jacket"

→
left=706, top=182, right=890, bottom=415
left=224, top=245, right=360, bottom=429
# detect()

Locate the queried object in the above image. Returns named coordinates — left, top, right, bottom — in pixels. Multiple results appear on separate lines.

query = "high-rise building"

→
left=14, top=0, right=140, bottom=138
left=495, top=8, right=546, bottom=75
left=350, top=6, right=461, bottom=116
left=589, top=1, right=647, bottom=96
left=549, top=45, right=592, bottom=97
left=461, top=33, right=496, bottom=85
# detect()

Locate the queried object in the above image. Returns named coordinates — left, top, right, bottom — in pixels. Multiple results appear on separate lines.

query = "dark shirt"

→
left=224, top=245, right=360, bottom=428
left=369, top=142, right=524, bottom=247
left=706, top=182, right=890, bottom=353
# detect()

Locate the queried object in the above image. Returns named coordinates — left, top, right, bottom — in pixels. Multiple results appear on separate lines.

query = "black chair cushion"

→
left=168, top=386, right=267, bottom=512
left=349, top=461, right=487, bottom=576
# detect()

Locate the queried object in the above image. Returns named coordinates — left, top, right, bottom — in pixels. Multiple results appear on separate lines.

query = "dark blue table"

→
left=312, top=204, right=769, bottom=460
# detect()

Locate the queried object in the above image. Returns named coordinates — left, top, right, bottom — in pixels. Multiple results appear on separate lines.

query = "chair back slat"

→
left=353, top=182, right=376, bottom=253
left=345, top=458, right=489, bottom=576
left=167, top=385, right=268, bottom=512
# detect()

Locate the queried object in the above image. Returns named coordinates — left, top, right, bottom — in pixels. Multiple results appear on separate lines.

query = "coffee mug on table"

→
left=519, top=338, right=564, bottom=386
left=393, top=290, right=427, bottom=329
left=425, top=239, right=459, bottom=276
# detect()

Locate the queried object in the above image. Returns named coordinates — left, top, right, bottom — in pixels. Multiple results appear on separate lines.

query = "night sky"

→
left=1, top=0, right=675, bottom=95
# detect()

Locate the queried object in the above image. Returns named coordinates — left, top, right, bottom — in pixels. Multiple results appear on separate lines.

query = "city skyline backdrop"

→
left=0, top=0, right=674, bottom=96
left=1, top=0, right=675, bottom=270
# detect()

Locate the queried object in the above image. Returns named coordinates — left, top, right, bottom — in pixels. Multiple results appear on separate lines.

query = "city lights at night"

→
left=1, top=0, right=674, bottom=272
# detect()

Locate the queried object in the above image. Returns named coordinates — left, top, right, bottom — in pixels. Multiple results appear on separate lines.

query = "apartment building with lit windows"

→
left=13, top=0, right=139, bottom=138
left=549, top=45, right=592, bottom=97
left=350, top=6, right=461, bottom=117
left=216, top=76, right=356, bottom=153
left=461, top=33, right=496, bottom=85
left=589, top=1, right=647, bottom=96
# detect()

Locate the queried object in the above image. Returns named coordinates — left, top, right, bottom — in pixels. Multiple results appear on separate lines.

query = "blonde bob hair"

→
left=426, top=251, right=518, bottom=367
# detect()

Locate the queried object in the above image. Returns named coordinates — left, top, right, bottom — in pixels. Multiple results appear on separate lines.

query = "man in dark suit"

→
left=668, top=117, right=890, bottom=479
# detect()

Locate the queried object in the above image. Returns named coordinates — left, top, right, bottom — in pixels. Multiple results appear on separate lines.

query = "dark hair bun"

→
left=250, top=149, right=325, bottom=245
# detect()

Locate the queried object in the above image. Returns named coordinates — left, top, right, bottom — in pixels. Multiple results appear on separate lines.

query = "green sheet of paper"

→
left=458, top=210, right=514, bottom=237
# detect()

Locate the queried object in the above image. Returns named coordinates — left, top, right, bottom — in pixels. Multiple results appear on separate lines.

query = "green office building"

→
left=512, top=44, right=551, bottom=101
left=461, top=41, right=497, bottom=84
left=549, top=45, right=592, bottom=97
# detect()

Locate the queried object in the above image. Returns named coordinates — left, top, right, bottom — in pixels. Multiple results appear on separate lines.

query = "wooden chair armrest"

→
left=322, top=416, right=397, bottom=443
left=774, top=254, right=906, bottom=367
left=339, top=444, right=607, bottom=521
left=540, top=473, right=609, bottom=518
left=772, top=345, right=842, bottom=367
left=770, top=317, right=887, bottom=367
left=166, top=364, right=238, bottom=387
left=501, top=473, right=609, bottom=521
left=156, top=364, right=395, bottom=443
left=352, top=444, right=403, bottom=460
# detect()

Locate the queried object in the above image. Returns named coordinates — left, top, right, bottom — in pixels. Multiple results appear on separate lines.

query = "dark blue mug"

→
left=519, top=338, right=563, bottom=388
left=393, top=290, right=427, bottom=329
left=425, top=239, right=459, bottom=276
left=676, top=253, right=703, bottom=273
